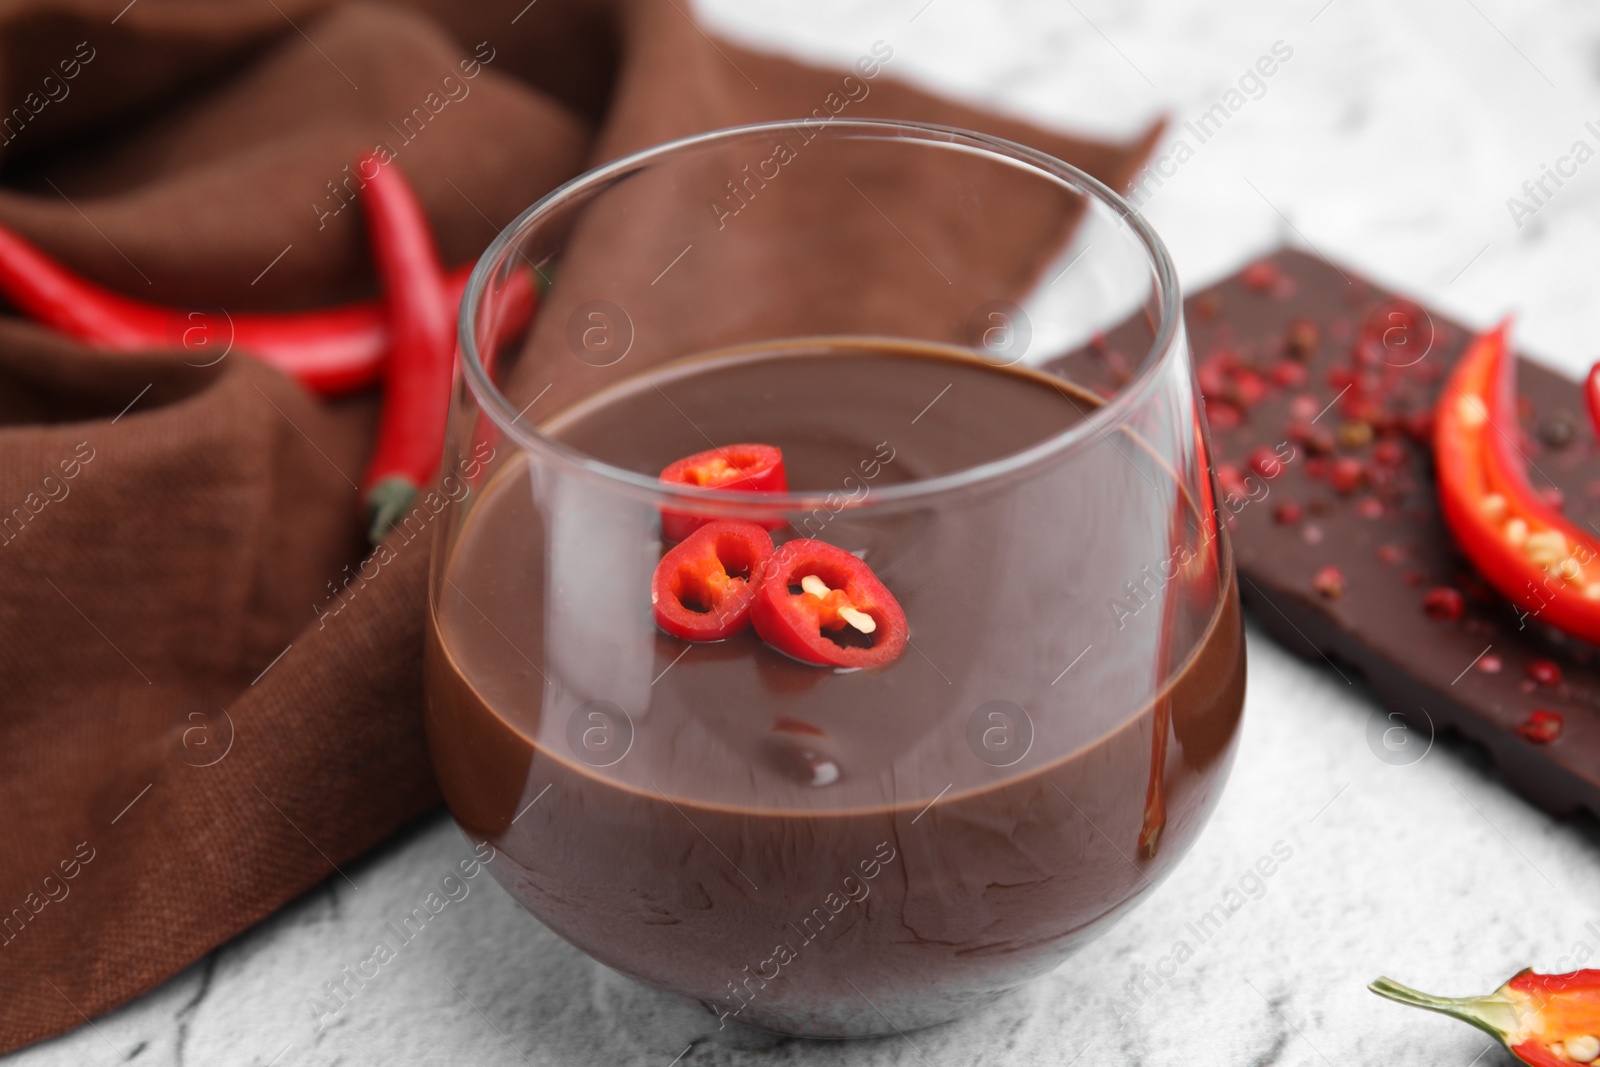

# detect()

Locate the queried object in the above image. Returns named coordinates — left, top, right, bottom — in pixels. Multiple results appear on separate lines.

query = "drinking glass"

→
left=426, top=119, right=1244, bottom=1038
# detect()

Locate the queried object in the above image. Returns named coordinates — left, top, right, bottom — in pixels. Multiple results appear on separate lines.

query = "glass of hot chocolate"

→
left=426, top=119, right=1244, bottom=1038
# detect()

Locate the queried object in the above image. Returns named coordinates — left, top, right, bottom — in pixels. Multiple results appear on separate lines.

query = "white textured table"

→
left=18, top=1, right=1600, bottom=1064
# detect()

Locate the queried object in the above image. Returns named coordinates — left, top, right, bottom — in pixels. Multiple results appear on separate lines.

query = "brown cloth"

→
left=0, top=0, right=1157, bottom=1051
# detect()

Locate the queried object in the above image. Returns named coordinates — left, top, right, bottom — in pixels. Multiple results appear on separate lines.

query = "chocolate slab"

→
left=1157, top=249, right=1600, bottom=817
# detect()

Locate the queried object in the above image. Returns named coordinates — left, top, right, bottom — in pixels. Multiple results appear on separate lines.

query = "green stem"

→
left=365, top=476, right=419, bottom=544
left=1368, top=976, right=1520, bottom=1043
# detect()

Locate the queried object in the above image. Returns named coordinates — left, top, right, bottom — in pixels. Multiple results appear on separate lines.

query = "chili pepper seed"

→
left=1566, top=1035, right=1600, bottom=1063
left=838, top=606, right=876, bottom=634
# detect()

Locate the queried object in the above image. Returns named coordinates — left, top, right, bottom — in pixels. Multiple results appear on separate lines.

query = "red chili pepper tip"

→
left=650, top=521, right=775, bottom=642
left=750, top=539, right=908, bottom=670
left=0, top=208, right=489, bottom=396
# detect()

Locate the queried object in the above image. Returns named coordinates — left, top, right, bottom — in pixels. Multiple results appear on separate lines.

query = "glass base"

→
left=697, top=985, right=1011, bottom=1040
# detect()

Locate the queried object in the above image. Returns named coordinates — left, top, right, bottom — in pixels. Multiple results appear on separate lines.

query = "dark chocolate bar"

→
left=1104, top=249, right=1600, bottom=818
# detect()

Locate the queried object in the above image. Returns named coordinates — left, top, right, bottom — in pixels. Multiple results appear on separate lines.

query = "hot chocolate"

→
left=425, top=340, right=1245, bottom=1035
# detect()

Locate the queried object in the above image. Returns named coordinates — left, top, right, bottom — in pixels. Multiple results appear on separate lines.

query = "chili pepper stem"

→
left=1368, top=977, right=1521, bottom=1041
left=365, top=476, right=418, bottom=543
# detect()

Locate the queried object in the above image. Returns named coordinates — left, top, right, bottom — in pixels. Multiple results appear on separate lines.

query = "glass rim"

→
left=458, top=118, right=1183, bottom=510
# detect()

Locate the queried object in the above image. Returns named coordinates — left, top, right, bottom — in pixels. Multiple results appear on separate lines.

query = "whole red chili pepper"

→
left=659, top=443, right=787, bottom=542
left=651, top=520, right=775, bottom=641
left=0, top=215, right=478, bottom=396
left=750, top=539, right=907, bottom=669
left=1371, top=969, right=1600, bottom=1066
left=1435, top=321, right=1600, bottom=643
left=356, top=153, right=455, bottom=543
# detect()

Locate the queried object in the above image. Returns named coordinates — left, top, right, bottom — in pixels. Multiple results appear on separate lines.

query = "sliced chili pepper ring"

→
left=750, top=539, right=907, bottom=669
left=659, top=443, right=787, bottom=542
left=651, top=521, right=775, bottom=641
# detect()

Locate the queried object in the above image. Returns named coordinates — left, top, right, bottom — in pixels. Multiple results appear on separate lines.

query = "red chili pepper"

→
left=651, top=521, right=775, bottom=641
left=1371, top=969, right=1600, bottom=1066
left=1435, top=321, right=1600, bottom=643
left=356, top=153, right=454, bottom=543
left=750, top=539, right=907, bottom=669
left=0, top=215, right=481, bottom=396
left=659, top=443, right=787, bottom=542
left=255, top=264, right=481, bottom=396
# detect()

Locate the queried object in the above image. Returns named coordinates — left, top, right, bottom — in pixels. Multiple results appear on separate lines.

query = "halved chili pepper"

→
left=1371, top=969, right=1600, bottom=1066
left=0, top=214, right=485, bottom=396
left=750, top=539, right=907, bottom=669
left=651, top=520, right=775, bottom=640
left=1435, top=321, right=1600, bottom=643
left=356, top=153, right=455, bottom=543
left=659, top=443, right=787, bottom=543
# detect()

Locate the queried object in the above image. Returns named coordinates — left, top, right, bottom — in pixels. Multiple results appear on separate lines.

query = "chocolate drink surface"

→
left=425, top=340, right=1246, bottom=1036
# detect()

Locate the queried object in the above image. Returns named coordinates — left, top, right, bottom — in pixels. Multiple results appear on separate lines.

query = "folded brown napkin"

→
left=0, top=0, right=1156, bottom=1050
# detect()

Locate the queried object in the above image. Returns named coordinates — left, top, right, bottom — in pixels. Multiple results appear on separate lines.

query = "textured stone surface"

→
left=16, top=1, right=1600, bottom=1064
